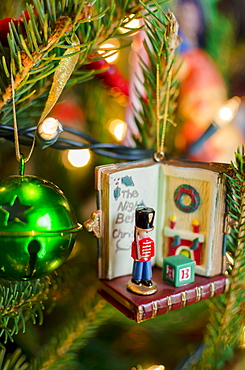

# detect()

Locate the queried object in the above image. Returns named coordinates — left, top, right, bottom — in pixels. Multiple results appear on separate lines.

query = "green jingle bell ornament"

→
left=0, top=160, right=82, bottom=280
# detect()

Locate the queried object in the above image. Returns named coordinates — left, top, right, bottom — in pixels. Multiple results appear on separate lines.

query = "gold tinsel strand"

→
left=38, top=33, right=80, bottom=124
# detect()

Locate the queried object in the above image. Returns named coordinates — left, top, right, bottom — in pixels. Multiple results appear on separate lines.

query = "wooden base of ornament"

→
left=127, top=279, right=158, bottom=295
left=98, top=267, right=229, bottom=323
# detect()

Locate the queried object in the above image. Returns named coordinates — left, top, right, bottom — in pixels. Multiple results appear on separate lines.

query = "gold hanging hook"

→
left=11, top=64, right=35, bottom=164
left=154, top=59, right=172, bottom=162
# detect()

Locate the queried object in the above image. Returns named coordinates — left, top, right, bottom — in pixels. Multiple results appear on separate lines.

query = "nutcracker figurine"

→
left=127, top=206, right=158, bottom=295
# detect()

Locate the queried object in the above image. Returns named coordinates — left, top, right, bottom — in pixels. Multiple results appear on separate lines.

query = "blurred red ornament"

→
left=86, top=57, right=129, bottom=96
left=51, top=99, right=84, bottom=127
left=87, top=58, right=108, bottom=70
left=0, top=9, right=39, bottom=47
left=19, top=9, right=38, bottom=22
left=0, top=18, right=21, bottom=46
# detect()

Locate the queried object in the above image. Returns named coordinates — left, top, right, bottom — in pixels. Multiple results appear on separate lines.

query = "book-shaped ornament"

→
left=85, top=159, right=230, bottom=321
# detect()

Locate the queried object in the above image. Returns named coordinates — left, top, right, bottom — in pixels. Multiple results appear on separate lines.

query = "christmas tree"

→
left=0, top=1, right=244, bottom=369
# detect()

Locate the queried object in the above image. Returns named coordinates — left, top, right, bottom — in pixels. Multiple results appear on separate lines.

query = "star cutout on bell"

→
left=0, top=196, right=33, bottom=225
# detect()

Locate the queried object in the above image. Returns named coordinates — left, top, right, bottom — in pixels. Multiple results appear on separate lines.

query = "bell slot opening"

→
left=23, top=240, right=41, bottom=280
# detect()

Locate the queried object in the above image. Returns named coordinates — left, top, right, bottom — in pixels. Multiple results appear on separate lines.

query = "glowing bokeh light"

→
left=109, top=119, right=127, bottom=141
left=215, top=96, right=241, bottom=127
left=119, top=16, right=141, bottom=34
left=218, top=107, right=233, bottom=122
left=98, top=39, right=120, bottom=63
left=67, top=149, right=91, bottom=168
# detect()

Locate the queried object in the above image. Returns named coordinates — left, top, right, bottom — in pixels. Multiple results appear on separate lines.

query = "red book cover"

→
left=98, top=267, right=229, bottom=322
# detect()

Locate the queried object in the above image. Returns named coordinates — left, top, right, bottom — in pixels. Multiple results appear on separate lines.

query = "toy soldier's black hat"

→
left=135, top=206, right=155, bottom=231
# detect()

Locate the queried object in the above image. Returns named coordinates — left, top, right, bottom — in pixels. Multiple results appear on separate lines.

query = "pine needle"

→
left=28, top=288, right=116, bottom=370
left=188, top=148, right=245, bottom=369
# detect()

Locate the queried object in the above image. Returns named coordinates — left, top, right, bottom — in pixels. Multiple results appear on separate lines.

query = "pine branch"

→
left=0, top=278, right=50, bottom=344
left=0, top=0, right=97, bottom=130
left=0, top=0, right=158, bottom=350
left=0, top=347, right=29, bottom=370
left=28, top=288, right=116, bottom=370
left=0, top=2, right=93, bottom=104
left=188, top=148, right=245, bottom=370
left=132, top=3, right=180, bottom=151
left=0, top=0, right=157, bottom=131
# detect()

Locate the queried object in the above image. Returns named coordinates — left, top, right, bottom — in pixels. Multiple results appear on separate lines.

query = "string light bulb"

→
left=188, top=96, right=241, bottom=155
left=215, top=96, right=241, bottom=127
left=37, top=117, right=63, bottom=149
